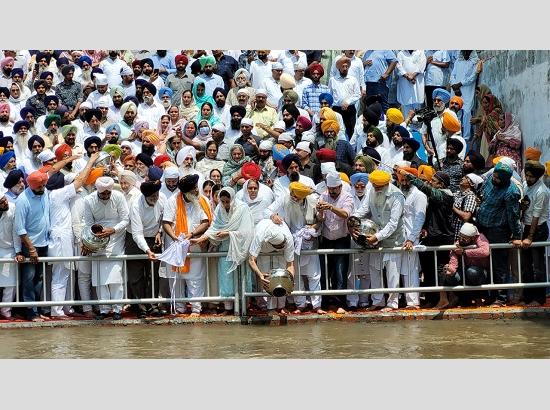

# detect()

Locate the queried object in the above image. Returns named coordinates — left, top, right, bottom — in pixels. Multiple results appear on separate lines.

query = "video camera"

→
left=414, top=106, right=438, bottom=124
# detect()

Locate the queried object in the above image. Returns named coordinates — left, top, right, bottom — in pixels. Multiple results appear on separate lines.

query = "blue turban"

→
left=432, top=88, right=451, bottom=104
left=318, top=93, right=334, bottom=107
left=44, top=95, right=59, bottom=106
left=159, top=87, right=174, bottom=98
left=11, top=68, right=24, bottom=78
left=272, top=144, right=290, bottom=162
left=212, top=87, right=226, bottom=98
left=106, top=123, right=121, bottom=135
left=20, top=107, right=36, bottom=119
left=350, top=172, right=369, bottom=186
left=281, top=153, right=302, bottom=171
left=77, top=55, right=92, bottom=67
left=147, top=166, right=163, bottom=182
left=13, top=120, right=30, bottom=134
left=39, top=71, right=53, bottom=80
left=0, top=151, right=15, bottom=170
left=394, top=125, right=410, bottom=140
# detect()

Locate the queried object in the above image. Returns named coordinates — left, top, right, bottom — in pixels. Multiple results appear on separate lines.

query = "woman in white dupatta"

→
left=191, top=187, right=254, bottom=314
left=235, top=179, right=274, bottom=224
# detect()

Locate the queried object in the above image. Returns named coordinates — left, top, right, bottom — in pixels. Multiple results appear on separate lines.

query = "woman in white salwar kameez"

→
left=0, top=190, right=22, bottom=319
left=82, top=177, right=130, bottom=320
left=235, top=179, right=274, bottom=225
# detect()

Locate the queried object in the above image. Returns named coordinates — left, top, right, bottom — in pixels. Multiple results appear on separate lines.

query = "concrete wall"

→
left=477, top=50, right=550, bottom=162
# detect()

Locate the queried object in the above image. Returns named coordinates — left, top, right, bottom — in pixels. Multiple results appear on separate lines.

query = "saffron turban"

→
left=241, top=162, right=262, bottom=181
left=142, top=130, right=161, bottom=146
left=450, top=96, right=464, bottom=109
left=289, top=182, right=314, bottom=200
left=418, top=165, right=435, bottom=181
left=524, top=146, right=542, bottom=161
left=321, top=119, right=340, bottom=134
left=442, top=111, right=461, bottom=133
left=339, top=172, right=350, bottom=184
left=386, top=108, right=404, bottom=124
left=122, top=155, right=136, bottom=166
left=369, top=170, right=391, bottom=187
left=85, top=167, right=105, bottom=186
left=55, top=143, right=72, bottom=161
left=26, top=170, right=48, bottom=190
left=95, top=176, right=115, bottom=193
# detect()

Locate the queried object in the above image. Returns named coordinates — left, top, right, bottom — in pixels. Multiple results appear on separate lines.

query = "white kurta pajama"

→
left=83, top=191, right=129, bottom=314
left=48, top=184, right=78, bottom=317
left=396, top=50, right=427, bottom=116
left=163, top=194, right=208, bottom=314
left=0, top=203, right=22, bottom=317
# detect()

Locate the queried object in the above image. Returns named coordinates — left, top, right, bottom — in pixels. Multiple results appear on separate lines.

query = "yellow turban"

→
left=321, top=119, right=340, bottom=134
left=368, top=169, right=391, bottom=187
left=386, top=108, right=404, bottom=124
left=142, top=129, right=161, bottom=146
left=418, top=165, right=435, bottom=181
left=492, top=156, right=502, bottom=165
left=339, top=172, right=350, bottom=184
left=442, top=111, right=461, bottom=133
left=320, top=107, right=337, bottom=121
left=546, top=161, right=550, bottom=177
left=525, top=146, right=542, bottom=161
left=289, top=181, right=314, bottom=200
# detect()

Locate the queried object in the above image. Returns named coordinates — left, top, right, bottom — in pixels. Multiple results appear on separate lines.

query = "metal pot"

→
left=348, top=217, right=380, bottom=249
left=94, top=151, right=112, bottom=172
left=81, top=224, right=110, bottom=253
left=265, top=268, right=294, bottom=297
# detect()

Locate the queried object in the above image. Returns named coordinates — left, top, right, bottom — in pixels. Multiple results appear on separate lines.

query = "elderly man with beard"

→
left=234, top=118, right=260, bottom=161
left=351, top=170, right=405, bottom=312
left=273, top=153, right=316, bottom=200
left=248, top=89, right=278, bottom=140
left=15, top=171, right=50, bottom=321
left=160, top=166, right=180, bottom=199
left=262, top=61, right=284, bottom=109
left=119, top=65, right=136, bottom=98
left=82, top=176, right=129, bottom=320
left=138, top=82, right=164, bottom=126
left=165, top=54, right=194, bottom=106
left=329, top=57, right=361, bottom=138
left=126, top=181, right=166, bottom=318
left=3, top=169, right=25, bottom=203
left=519, top=161, right=549, bottom=307
left=162, top=174, right=211, bottom=316
left=118, top=101, right=138, bottom=141
left=320, top=118, right=355, bottom=173
left=264, top=181, right=326, bottom=315
left=316, top=172, right=354, bottom=313
left=396, top=167, right=427, bottom=309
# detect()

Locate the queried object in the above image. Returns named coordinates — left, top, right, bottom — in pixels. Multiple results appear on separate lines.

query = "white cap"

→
left=163, top=166, right=180, bottom=180
left=212, top=123, right=226, bottom=132
left=394, top=160, right=411, bottom=168
left=301, top=131, right=316, bottom=144
left=459, top=222, right=479, bottom=237
left=80, top=101, right=93, bottom=110
left=295, top=141, right=311, bottom=154
left=259, top=140, right=274, bottom=151
left=320, top=162, right=337, bottom=175
left=95, top=95, right=111, bottom=108
left=294, top=61, right=307, bottom=70
left=94, top=73, right=108, bottom=86
left=272, top=62, right=284, bottom=70
left=466, top=173, right=484, bottom=189
left=237, top=88, right=250, bottom=96
left=497, top=156, right=516, bottom=169
left=64, top=172, right=77, bottom=185
left=278, top=132, right=294, bottom=143
left=273, top=120, right=286, bottom=131
left=120, top=65, right=133, bottom=76
left=240, top=118, right=253, bottom=126
left=37, top=149, right=55, bottom=163
left=255, top=88, right=267, bottom=97
left=326, top=171, right=342, bottom=188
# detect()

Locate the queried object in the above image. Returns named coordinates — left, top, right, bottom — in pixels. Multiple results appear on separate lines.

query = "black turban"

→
left=447, top=137, right=464, bottom=153
left=141, top=58, right=154, bottom=68
left=27, top=135, right=45, bottom=151
left=45, top=172, right=65, bottom=191
left=466, top=150, right=485, bottom=171
left=142, top=82, right=157, bottom=96
left=35, top=52, right=51, bottom=65
left=282, top=103, right=300, bottom=120
left=84, top=136, right=102, bottom=151
left=44, top=95, right=59, bottom=106
left=364, top=95, right=383, bottom=106
left=123, top=96, right=140, bottom=106
left=402, top=137, right=420, bottom=152
left=362, top=146, right=381, bottom=163
left=229, top=105, right=246, bottom=117
left=524, top=160, right=546, bottom=179
left=212, top=87, right=226, bottom=98
left=0, top=87, right=9, bottom=97
left=84, top=109, right=102, bottom=123
left=39, top=71, right=53, bottom=80
left=20, top=107, right=36, bottom=119
left=0, top=136, right=13, bottom=148
left=135, top=79, right=148, bottom=88
left=13, top=121, right=29, bottom=134
left=3, top=169, right=23, bottom=189
left=281, top=153, right=301, bottom=171
left=178, top=174, right=199, bottom=193
left=362, top=107, right=379, bottom=127
left=136, top=153, right=153, bottom=167
left=140, top=181, right=162, bottom=197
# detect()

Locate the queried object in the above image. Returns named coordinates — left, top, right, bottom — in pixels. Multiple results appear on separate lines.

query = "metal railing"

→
left=1, top=241, right=549, bottom=318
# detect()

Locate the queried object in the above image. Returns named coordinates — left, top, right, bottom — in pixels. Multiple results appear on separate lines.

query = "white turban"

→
left=120, top=140, right=134, bottom=155
left=459, top=223, right=479, bottom=237
left=212, top=123, right=226, bottom=132
left=94, top=73, right=108, bottom=86
left=259, top=140, right=273, bottom=151
left=326, top=171, right=342, bottom=188
left=95, top=176, right=114, bottom=193
left=163, top=166, right=180, bottom=180
left=176, top=145, right=197, bottom=167
left=37, top=149, right=55, bottom=163
left=255, top=88, right=267, bottom=97
left=80, top=101, right=93, bottom=110
left=394, top=160, right=411, bottom=168
left=237, top=88, right=250, bottom=96
left=240, top=118, right=253, bottom=126
left=120, top=102, right=137, bottom=117
left=271, top=62, right=284, bottom=70
left=120, top=65, right=133, bottom=76
left=294, top=61, right=307, bottom=70
left=320, top=162, right=337, bottom=175
left=119, top=170, right=137, bottom=186
left=497, top=156, right=516, bottom=169
left=264, top=222, right=286, bottom=246
left=278, top=132, right=294, bottom=143
left=295, top=141, right=311, bottom=154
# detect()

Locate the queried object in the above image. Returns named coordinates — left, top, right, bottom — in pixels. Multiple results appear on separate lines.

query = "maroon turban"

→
left=315, top=148, right=337, bottom=162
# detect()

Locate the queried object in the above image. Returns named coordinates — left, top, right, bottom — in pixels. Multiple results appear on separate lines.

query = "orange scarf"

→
left=173, top=193, right=212, bottom=273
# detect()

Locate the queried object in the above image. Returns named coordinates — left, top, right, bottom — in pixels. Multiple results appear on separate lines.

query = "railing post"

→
left=240, top=262, right=247, bottom=317
left=233, top=261, right=240, bottom=317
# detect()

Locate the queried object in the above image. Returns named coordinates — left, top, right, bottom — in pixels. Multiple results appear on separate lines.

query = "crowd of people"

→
left=0, top=49, right=547, bottom=322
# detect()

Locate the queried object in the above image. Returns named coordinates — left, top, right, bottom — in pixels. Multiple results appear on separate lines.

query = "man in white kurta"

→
left=0, top=188, right=22, bottom=319
left=272, top=154, right=316, bottom=201
left=397, top=168, right=427, bottom=308
left=248, top=219, right=295, bottom=314
left=396, top=50, right=427, bottom=116
left=352, top=170, right=405, bottom=312
left=83, top=177, right=129, bottom=320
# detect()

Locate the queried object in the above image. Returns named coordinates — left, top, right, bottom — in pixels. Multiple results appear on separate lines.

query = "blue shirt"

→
left=14, top=187, right=50, bottom=249
left=362, top=50, right=397, bottom=83
left=477, top=179, right=522, bottom=239
left=302, top=82, right=330, bottom=113
left=150, top=52, right=177, bottom=81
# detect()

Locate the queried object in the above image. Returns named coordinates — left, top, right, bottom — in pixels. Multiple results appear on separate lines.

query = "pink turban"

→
left=95, top=176, right=115, bottom=193
left=0, top=57, right=14, bottom=69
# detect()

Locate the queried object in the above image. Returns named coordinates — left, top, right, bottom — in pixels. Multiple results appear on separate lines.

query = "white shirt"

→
left=249, top=219, right=294, bottom=263
left=249, top=59, right=272, bottom=90
left=196, top=73, right=224, bottom=98
left=330, top=55, right=366, bottom=92
left=424, top=50, right=450, bottom=86
left=328, top=75, right=361, bottom=106
left=402, top=185, right=427, bottom=243
left=49, top=184, right=77, bottom=235
left=263, top=76, right=282, bottom=107
left=99, top=58, right=130, bottom=88
left=137, top=101, right=165, bottom=127
left=163, top=194, right=208, bottom=234
left=396, top=50, right=427, bottom=106
left=523, top=179, right=550, bottom=226
left=0, top=202, right=21, bottom=250
left=86, top=90, right=113, bottom=108
left=130, top=193, right=167, bottom=252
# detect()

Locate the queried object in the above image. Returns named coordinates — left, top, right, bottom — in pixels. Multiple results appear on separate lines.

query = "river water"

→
left=1, top=320, right=549, bottom=358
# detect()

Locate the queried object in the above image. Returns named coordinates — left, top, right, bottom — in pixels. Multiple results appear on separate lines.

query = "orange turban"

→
left=442, top=111, right=461, bottom=133
left=321, top=119, right=340, bottom=134
left=142, top=130, right=161, bottom=146
left=122, top=155, right=136, bottom=165
left=397, top=166, right=418, bottom=183
left=450, top=96, right=464, bottom=109
left=289, top=181, right=314, bottom=200
left=546, top=161, right=550, bottom=177
left=368, top=170, right=391, bottom=187
left=55, top=143, right=72, bottom=161
left=492, top=156, right=503, bottom=165
left=85, top=167, right=105, bottom=186
left=525, top=146, right=542, bottom=161
left=26, top=170, right=48, bottom=190
left=418, top=165, right=435, bottom=181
